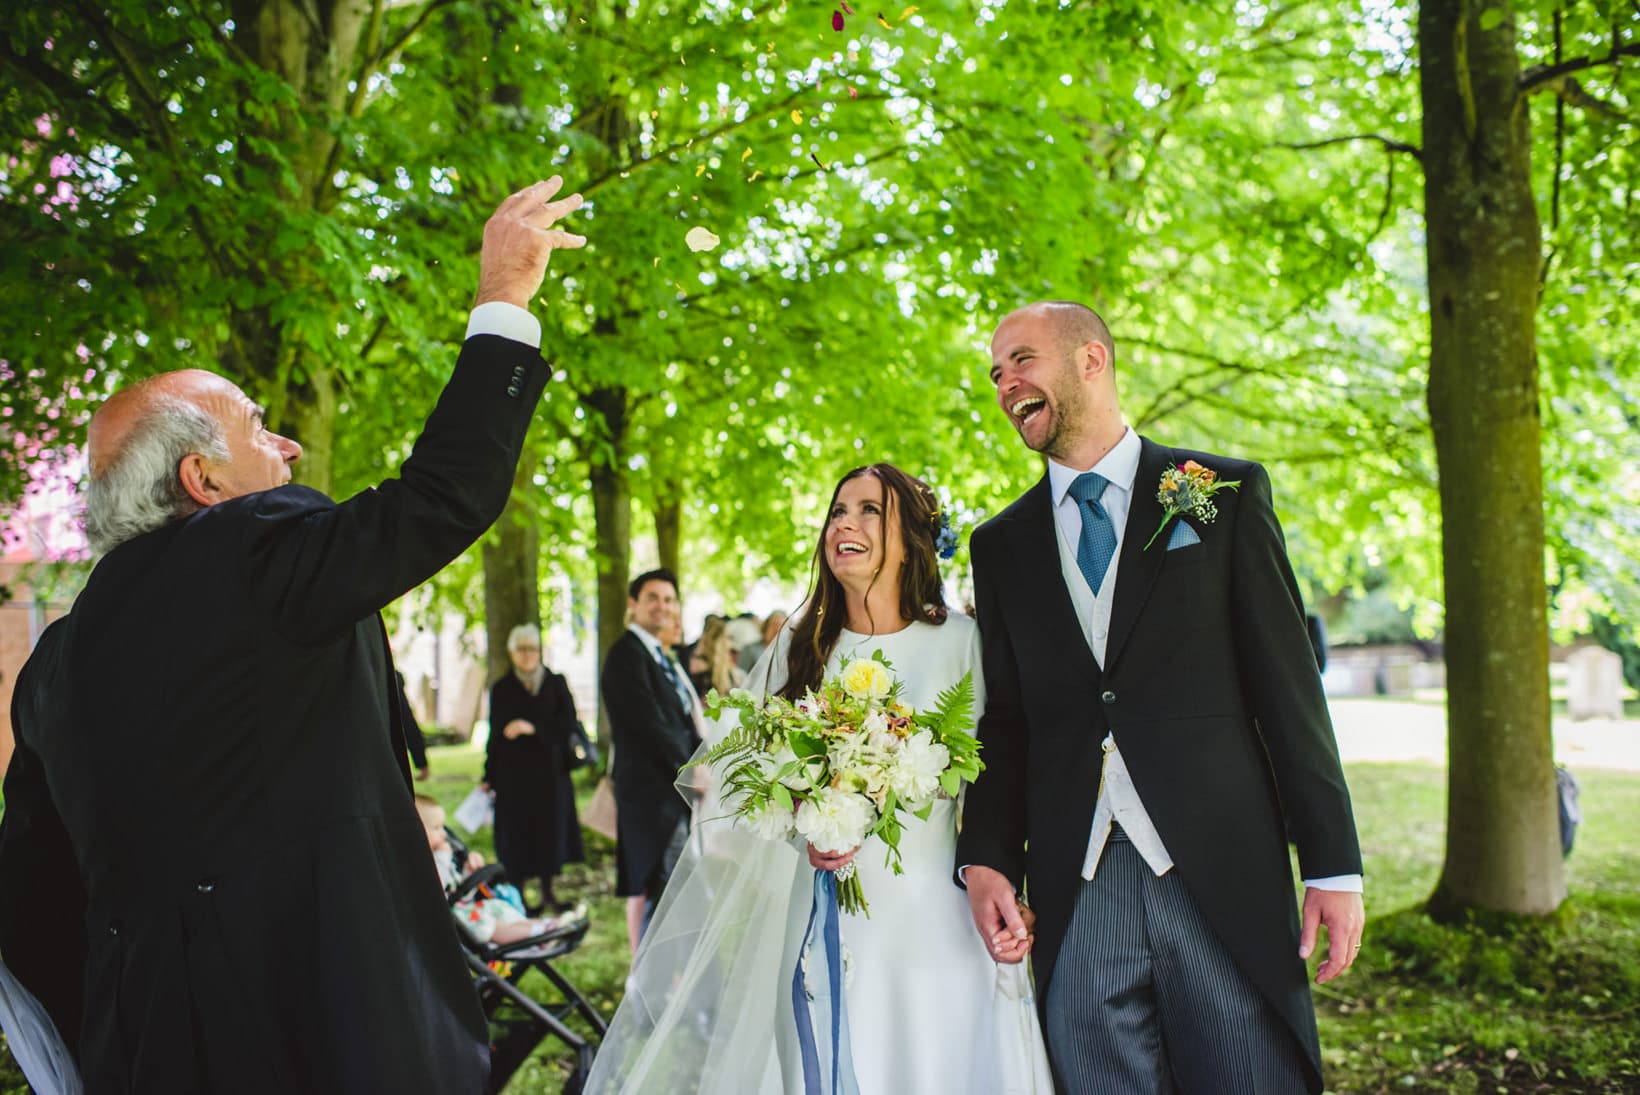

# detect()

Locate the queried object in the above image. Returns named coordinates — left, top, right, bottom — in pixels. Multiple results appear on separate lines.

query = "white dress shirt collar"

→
left=1047, top=427, right=1142, bottom=509
left=627, top=622, right=669, bottom=660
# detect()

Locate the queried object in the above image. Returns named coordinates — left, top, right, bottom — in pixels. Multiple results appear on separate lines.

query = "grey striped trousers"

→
left=1044, top=837, right=1308, bottom=1094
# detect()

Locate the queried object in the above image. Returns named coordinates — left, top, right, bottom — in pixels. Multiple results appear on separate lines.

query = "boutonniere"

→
left=1143, top=460, right=1240, bottom=550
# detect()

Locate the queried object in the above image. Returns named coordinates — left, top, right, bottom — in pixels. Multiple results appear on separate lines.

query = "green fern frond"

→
left=921, top=671, right=975, bottom=740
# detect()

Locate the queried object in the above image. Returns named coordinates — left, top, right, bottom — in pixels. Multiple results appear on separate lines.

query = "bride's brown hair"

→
left=777, top=464, right=949, bottom=701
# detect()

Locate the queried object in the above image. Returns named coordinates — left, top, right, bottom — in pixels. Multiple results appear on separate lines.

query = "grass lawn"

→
left=5, top=751, right=1637, bottom=1093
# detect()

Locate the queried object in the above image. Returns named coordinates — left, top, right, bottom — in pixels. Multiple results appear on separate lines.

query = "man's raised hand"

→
left=475, top=177, right=587, bottom=309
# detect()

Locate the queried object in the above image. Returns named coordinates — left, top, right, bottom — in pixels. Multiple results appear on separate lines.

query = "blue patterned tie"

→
left=655, top=647, right=693, bottom=714
left=1069, top=472, right=1118, bottom=597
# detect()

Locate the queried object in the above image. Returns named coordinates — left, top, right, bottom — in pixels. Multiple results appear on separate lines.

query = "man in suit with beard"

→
left=957, top=301, right=1365, bottom=1094
left=601, top=568, right=700, bottom=955
left=0, top=177, right=585, bottom=1093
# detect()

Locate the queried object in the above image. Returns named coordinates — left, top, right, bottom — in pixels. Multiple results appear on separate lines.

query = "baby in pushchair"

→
left=415, top=796, right=567, bottom=945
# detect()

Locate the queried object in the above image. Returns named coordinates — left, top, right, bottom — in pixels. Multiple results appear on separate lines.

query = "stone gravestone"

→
left=1566, top=645, right=1624, bottom=721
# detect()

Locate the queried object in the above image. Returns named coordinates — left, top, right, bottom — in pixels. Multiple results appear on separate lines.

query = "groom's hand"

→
left=475, top=176, right=587, bottom=309
left=965, top=865, right=1031, bottom=965
left=1300, top=887, right=1365, bottom=984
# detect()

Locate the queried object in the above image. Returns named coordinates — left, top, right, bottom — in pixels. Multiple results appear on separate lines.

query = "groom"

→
left=957, top=302, right=1364, bottom=1093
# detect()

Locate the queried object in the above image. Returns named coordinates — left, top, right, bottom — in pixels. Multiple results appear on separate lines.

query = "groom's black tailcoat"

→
left=957, top=437, right=1361, bottom=1093
left=0, top=335, right=548, bottom=1093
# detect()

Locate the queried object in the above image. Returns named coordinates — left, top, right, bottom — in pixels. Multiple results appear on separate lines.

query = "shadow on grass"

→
left=1317, top=896, right=1640, bottom=1093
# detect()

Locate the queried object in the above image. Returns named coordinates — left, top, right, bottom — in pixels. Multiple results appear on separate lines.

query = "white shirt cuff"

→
left=1302, top=873, right=1364, bottom=893
left=465, top=301, right=541, bottom=349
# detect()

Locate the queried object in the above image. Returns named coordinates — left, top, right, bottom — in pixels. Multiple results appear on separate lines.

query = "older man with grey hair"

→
left=0, top=178, right=585, bottom=1094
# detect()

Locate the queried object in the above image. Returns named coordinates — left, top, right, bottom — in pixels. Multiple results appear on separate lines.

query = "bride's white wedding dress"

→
left=586, top=613, right=1051, bottom=1095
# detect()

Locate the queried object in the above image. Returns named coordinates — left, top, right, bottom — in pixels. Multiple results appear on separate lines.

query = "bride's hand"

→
left=992, top=901, right=1036, bottom=964
left=808, top=843, right=858, bottom=871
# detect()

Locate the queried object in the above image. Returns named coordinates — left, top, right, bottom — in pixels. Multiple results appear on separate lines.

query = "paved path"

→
left=1329, top=698, right=1640, bottom=771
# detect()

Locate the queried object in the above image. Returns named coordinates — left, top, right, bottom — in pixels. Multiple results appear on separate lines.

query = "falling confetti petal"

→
left=741, top=148, right=753, bottom=161
left=831, top=10, right=844, bottom=30
left=810, top=152, right=830, bottom=170
left=842, top=1, right=854, bottom=11
left=899, top=4, right=917, bottom=17
left=791, top=108, right=804, bottom=124
left=685, top=227, right=721, bottom=252
left=696, top=164, right=706, bottom=176
left=847, top=86, right=858, bottom=99
left=876, top=13, right=891, bottom=28
left=749, top=169, right=764, bottom=181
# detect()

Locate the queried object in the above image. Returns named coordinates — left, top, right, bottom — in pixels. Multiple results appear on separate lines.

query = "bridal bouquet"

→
left=702, top=654, right=980, bottom=916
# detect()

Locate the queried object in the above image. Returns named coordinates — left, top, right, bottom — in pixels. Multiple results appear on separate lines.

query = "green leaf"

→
left=789, top=731, right=827, bottom=759
left=1477, top=7, right=1505, bottom=31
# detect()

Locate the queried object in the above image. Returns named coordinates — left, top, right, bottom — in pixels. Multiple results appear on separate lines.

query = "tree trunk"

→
left=222, top=0, right=379, bottom=494
left=482, top=463, right=542, bottom=693
left=286, top=367, right=337, bottom=495
left=655, top=490, right=683, bottom=584
left=1419, top=0, right=1564, bottom=919
left=586, top=386, right=631, bottom=741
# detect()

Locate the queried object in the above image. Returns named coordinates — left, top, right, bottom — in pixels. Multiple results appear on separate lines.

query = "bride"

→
left=585, top=463, right=1051, bottom=1094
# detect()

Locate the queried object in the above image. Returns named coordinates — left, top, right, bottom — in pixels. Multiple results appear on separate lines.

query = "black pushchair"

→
left=443, top=830, right=608, bottom=1093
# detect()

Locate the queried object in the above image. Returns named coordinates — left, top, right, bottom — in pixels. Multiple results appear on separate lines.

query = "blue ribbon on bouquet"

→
left=792, top=869, right=860, bottom=1095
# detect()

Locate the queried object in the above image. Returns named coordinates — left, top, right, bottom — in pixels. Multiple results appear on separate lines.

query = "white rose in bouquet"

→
left=795, top=788, right=875, bottom=853
left=746, top=798, right=797, bottom=841
left=861, top=709, right=898, bottom=752
left=888, top=730, right=950, bottom=809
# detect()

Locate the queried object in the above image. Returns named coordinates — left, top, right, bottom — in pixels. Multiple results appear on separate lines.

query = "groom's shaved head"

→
left=1012, top=301, right=1116, bottom=369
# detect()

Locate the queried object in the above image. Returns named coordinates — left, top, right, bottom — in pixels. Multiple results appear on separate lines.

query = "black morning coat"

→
left=955, top=437, right=1362, bottom=1095
left=0, top=334, right=548, bottom=1093
left=600, top=630, right=700, bottom=897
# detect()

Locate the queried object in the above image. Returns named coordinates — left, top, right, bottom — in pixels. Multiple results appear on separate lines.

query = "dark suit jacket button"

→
left=196, top=878, right=216, bottom=894
left=512, top=366, right=525, bottom=379
left=1101, top=690, right=1117, bottom=705
left=107, top=919, right=121, bottom=937
left=506, top=385, right=520, bottom=397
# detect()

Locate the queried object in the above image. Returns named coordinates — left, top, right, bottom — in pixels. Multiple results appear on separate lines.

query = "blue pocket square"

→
left=1166, top=521, right=1201, bottom=550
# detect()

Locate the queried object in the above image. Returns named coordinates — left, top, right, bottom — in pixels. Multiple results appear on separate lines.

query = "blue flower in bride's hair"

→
left=932, top=510, right=960, bottom=560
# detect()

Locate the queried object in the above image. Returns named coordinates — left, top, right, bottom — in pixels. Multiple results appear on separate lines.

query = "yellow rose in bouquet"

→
left=840, top=658, right=893, bottom=700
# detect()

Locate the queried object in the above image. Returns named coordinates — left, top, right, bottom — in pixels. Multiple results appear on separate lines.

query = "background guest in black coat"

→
left=601, top=568, right=699, bottom=955
left=0, top=178, right=586, bottom=1094
left=484, top=623, right=585, bottom=913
